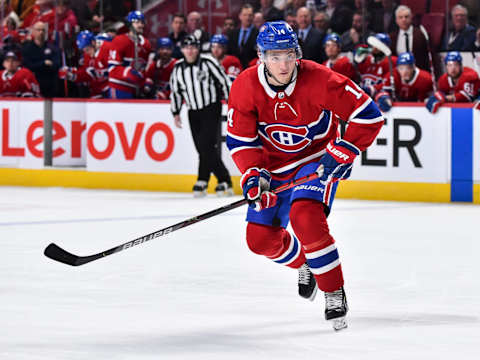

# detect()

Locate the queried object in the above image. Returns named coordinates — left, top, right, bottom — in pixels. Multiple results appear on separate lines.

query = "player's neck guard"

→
left=257, top=62, right=298, bottom=99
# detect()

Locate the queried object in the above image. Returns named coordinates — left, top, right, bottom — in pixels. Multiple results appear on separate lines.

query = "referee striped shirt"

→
left=170, top=54, right=231, bottom=115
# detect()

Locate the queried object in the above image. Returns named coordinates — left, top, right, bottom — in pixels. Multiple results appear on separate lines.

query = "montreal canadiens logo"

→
left=264, top=124, right=311, bottom=152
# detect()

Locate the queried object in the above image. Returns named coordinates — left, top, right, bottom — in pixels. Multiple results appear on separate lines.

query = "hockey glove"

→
left=58, top=67, right=77, bottom=81
left=125, top=66, right=144, bottom=85
left=241, top=167, right=277, bottom=212
left=425, top=91, right=445, bottom=114
left=375, top=91, right=392, bottom=112
left=318, top=139, right=360, bottom=184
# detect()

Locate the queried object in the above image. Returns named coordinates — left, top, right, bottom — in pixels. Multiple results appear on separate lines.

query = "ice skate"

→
left=298, top=263, right=318, bottom=301
left=193, top=180, right=207, bottom=198
left=215, top=182, right=234, bottom=197
left=324, top=286, right=348, bottom=331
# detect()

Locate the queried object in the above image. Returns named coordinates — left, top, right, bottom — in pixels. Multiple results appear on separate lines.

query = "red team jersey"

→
left=108, top=34, right=152, bottom=94
left=380, top=67, right=433, bottom=101
left=145, top=57, right=177, bottom=99
left=221, top=55, right=242, bottom=81
left=226, top=60, right=384, bottom=179
left=357, top=55, right=397, bottom=88
left=0, top=68, right=40, bottom=97
left=323, top=56, right=356, bottom=81
left=437, top=67, right=480, bottom=102
left=74, top=42, right=111, bottom=98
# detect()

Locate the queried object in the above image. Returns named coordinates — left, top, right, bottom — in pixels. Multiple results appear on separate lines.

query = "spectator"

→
left=313, top=10, right=329, bottom=34
left=475, top=28, right=480, bottom=51
left=210, top=34, right=242, bottom=82
left=21, top=21, right=60, bottom=97
left=55, top=0, right=78, bottom=37
left=22, top=0, right=54, bottom=31
left=323, top=33, right=356, bottom=80
left=285, top=10, right=297, bottom=31
left=318, top=0, right=353, bottom=35
left=222, top=16, right=236, bottom=35
left=370, top=0, right=397, bottom=34
left=253, top=12, right=264, bottom=30
left=69, top=0, right=94, bottom=30
left=2, top=15, right=22, bottom=45
left=227, top=3, right=258, bottom=69
left=170, top=35, right=233, bottom=197
left=9, top=0, right=37, bottom=22
left=375, top=52, right=432, bottom=112
left=426, top=52, right=480, bottom=114
left=186, top=11, right=210, bottom=52
left=341, top=11, right=374, bottom=52
left=92, top=0, right=129, bottom=24
left=0, top=51, right=40, bottom=97
left=296, top=7, right=324, bottom=63
left=389, top=5, right=429, bottom=72
left=444, top=5, right=476, bottom=51
left=144, top=38, right=177, bottom=100
left=168, top=13, right=187, bottom=59
left=259, top=0, right=283, bottom=22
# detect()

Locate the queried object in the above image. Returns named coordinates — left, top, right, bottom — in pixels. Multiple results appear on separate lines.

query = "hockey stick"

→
left=44, top=169, right=323, bottom=266
left=419, top=25, right=438, bottom=92
left=367, top=35, right=396, bottom=101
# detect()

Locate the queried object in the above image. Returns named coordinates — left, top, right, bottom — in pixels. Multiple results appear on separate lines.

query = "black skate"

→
left=193, top=180, right=207, bottom=198
left=298, top=263, right=318, bottom=301
left=324, top=286, right=348, bottom=331
left=215, top=182, right=234, bottom=197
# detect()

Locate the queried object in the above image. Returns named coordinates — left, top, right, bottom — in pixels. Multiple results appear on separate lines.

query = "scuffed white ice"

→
left=1, top=186, right=479, bottom=360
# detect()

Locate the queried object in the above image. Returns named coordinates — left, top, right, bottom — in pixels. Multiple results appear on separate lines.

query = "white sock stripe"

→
left=305, top=243, right=337, bottom=259
left=282, top=241, right=302, bottom=266
left=310, top=259, right=341, bottom=275
left=269, top=234, right=296, bottom=262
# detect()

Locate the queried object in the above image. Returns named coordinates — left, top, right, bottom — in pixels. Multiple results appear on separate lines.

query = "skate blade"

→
left=330, top=316, right=348, bottom=331
left=308, top=285, right=318, bottom=302
left=193, top=191, right=207, bottom=198
left=216, top=189, right=234, bottom=197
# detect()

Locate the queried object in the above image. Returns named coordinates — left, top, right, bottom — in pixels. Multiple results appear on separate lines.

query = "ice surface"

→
left=1, top=186, right=479, bottom=360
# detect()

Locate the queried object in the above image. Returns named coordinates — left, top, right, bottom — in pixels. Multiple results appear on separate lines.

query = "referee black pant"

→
left=188, top=102, right=231, bottom=185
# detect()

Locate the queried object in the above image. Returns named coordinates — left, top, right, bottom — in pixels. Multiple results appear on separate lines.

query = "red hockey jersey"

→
left=380, top=67, right=433, bottom=101
left=323, top=56, right=356, bottom=81
left=0, top=68, right=40, bottom=97
left=357, top=55, right=397, bottom=88
left=437, top=67, right=480, bottom=102
left=221, top=55, right=242, bottom=81
left=226, top=60, right=384, bottom=178
left=145, top=57, right=177, bottom=99
left=108, top=33, right=152, bottom=94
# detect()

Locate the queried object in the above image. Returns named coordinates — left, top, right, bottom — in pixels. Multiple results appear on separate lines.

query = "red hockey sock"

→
left=290, top=199, right=344, bottom=292
left=246, top=222, right=306, bottom=269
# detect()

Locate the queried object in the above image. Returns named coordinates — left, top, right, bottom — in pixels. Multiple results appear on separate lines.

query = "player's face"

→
left=3, top=58, right=19, bottom=72
left=264, top=49, right=296, bottom=84
left=324, top=41, right=340, bottom=58
left=210, top=43, right=225, bottom=60
left=446, top=61, right=461, bottom=79
left=182, top=45, right=199, bottom=63
left=131, top=20, right=145, bottom=34
left=84, top=45, right=95, bottom=57
left=397, top=64, right=414, bottom=81
left=158, top=47, right=173, bottom=62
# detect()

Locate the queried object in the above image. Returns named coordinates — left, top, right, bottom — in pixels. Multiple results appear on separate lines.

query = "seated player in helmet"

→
left=210, top=34, right=243, bottom=82
left=322, top=33, right=357, bottom=81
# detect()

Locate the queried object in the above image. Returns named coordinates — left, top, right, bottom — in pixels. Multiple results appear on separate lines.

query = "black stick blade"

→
left=44, top=243, right=82, bottom=266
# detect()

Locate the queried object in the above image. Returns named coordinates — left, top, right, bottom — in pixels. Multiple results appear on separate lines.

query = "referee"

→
left=170, top=35, right=233, bottom=197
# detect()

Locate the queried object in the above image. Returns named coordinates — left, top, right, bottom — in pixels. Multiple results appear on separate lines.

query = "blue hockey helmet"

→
left=95, top=33, right=113, bottom=43
left=126, top=10, right=145, bottom=24
left=210, top=34, right=228, bottom=46
left=76, top=30, right=95, bottom=50
left=157, top=37, right=173, bottom=49
left=324, top=33, right=342, bottom=47
left=374, top=33, right=391, bottom=47
left=444, top=51, right=462, bottom=64
left=397, top=52, right=415, bottom=66
left=257, top=21, right=302, bottom=58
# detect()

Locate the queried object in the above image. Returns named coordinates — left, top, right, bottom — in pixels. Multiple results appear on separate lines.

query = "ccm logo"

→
left=327, top=143, right=349, bottom=161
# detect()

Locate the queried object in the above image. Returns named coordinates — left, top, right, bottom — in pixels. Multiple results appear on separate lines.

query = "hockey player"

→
left=426, top=51, right=480, bottom=113
left=322, top=33, right=357, bottom=81
left=0, top=51, right=40, bottom=97
left=375, top=52, right=433, bottom=112
left=107, top=10, right=152, bottom=99
left=355, top=33, right=397, bottom=96
left=227, top=21, right=384, bottom=330
left=144, top=37, right=177, bottom=100
left=210, top=34, right=243, bottom=82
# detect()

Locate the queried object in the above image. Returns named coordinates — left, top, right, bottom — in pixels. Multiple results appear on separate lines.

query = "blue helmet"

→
left=374, top=33, right=391, bottom=47
left=95, top=33, right=112, bottom=43
left=257, top=21, right=301, bottom=58
left=324, top=33, right=341, bottom=46
left=126, top=10, right=145, bottom=24
left=76, top=30, right=95, bottom=50
left=210, top=34, right=228, bottom=46
left=157, top=37, right=173, bottom=49
left=444, top=51, right=462, bottom=64
left=397, top=52, right=415, bottom=66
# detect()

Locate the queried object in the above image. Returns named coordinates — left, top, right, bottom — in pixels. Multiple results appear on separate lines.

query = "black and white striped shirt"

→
left=170, top=54, right=231, bottom=115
